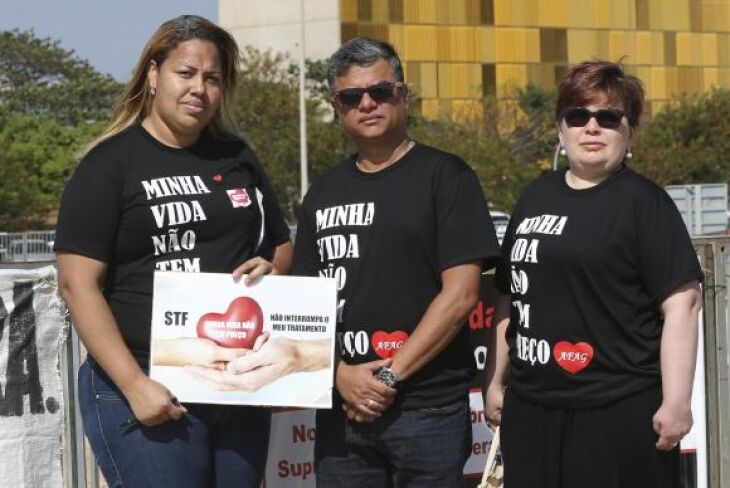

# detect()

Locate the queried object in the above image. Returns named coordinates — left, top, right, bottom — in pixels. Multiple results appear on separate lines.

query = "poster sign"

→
left=150, top=272, right=337, bottom=408
left=0, top=266, right=66, bottom=488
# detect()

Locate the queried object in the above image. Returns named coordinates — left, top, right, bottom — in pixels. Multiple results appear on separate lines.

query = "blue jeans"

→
left=78, top=358, right=270, bottom=488
left=315, top=396, right=471, bottom=488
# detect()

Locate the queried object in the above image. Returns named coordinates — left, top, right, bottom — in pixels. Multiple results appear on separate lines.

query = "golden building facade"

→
left=339, top=0, right=730, bottom=118
left=219, top=0, right=730, bottom=119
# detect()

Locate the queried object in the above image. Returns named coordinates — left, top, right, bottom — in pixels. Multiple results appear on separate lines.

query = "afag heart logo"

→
left=553, top=341, right=594, bottom=374
left=197, top=296, right=263, bottom=349
left=227, top=188, right=252, bottom=208
left=371, top=330, right=409, bottom=359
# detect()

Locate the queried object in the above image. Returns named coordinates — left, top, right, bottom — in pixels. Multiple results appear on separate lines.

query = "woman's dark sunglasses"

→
left=562, top=107, right=625, bottom=129
left=334, top=81, right=404, bottom=107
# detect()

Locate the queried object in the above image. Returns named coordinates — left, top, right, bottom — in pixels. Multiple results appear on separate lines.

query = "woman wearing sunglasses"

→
left=485, top=60, right=703, bottom=487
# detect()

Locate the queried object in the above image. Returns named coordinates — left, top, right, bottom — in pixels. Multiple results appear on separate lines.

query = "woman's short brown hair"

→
left=556, top=60, right=645, bottom=128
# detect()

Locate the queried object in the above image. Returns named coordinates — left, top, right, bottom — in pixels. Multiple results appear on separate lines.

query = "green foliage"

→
left=4, top=31, right=727, bottom=231
left=509, top=83, right=557, bottom=167
left=634, top=89, right=730, bottom=185
left=0, top=29, right=115, bottom=230
left=409, top=113, right=539, bottom=211
left=0, top=113, right=103, bottom=229
left=0, top=30, right=122, bottom=125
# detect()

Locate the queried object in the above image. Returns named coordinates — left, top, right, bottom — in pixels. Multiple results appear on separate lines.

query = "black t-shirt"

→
left=496, top=166, right=703, bottom=408
left=55, top=125, right=290, bottom=367
left=292, top=143, right=502, bottom=409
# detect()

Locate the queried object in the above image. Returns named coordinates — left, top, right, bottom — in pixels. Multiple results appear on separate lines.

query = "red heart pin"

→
left=553, top=341, right=594, bottom=374
left=371, top=330, right=409, bottom=359
left=196, top=296, right=263, bottom=349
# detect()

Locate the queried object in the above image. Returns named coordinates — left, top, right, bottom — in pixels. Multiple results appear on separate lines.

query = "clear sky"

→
left=0, top=0, right=217, bottom=81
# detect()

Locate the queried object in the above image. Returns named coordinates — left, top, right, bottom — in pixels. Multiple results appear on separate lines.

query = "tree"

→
left=634, top=89, right=730, bottom=186
left=0, top=112, right=103, bottom=229
left=0, top=30, right=115, bottom=230
left=508, top=83, right=557, bottom=168
left=233, top=47, right=350, bottom=221
left=0, top=30, right=121, bottom=125
left=409, top=113, right=539, bottom=212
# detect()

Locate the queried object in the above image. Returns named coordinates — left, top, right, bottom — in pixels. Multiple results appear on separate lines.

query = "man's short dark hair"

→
left=327, top=37, right=404, bottom=92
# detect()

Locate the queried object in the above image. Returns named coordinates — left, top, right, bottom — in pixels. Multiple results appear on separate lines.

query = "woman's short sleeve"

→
left=54, top=150, right=124, bottom=263
left=636, top=188, right=704, bottom=305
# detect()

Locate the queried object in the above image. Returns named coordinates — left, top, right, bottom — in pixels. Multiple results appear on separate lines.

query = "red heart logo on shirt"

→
left=197, top=297, right=263, bottom=349
left=553, top=341, right=594, bottom=374
left=371, top=330, right=409, bottom=359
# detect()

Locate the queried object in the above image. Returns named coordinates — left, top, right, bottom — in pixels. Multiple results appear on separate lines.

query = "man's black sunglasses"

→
left=562, top=107, right=625, bottom=129
left=334, top=81, right=404, bottom=107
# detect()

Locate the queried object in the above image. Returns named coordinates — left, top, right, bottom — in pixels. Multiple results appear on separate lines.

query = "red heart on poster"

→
left=371, top=330, right=409, bottom=359
left=553, top=341, right=594, bottom=374
left=196, top=296, right=263, bottom=349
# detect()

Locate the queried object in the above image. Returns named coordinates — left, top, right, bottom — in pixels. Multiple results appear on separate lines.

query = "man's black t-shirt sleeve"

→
left=54, top=151, right=123, bottom=262
left=435, top=160, right=501, bottom=271
left=636, top=190, right=703, bottom=305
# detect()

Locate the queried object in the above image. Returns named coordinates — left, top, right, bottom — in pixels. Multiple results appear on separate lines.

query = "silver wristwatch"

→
left=376, top=366, right=400, bottom=388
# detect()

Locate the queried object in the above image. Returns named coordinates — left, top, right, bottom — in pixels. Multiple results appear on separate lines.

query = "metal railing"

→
left=0, top=230, right=56, bottom=263
left=61, top=327, right=94, bottom=488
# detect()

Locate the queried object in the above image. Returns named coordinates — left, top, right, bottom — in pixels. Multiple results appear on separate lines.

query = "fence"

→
left=666, top=184, right=728, bottom=236
left=694, top=238, right=730, bottom=488
left=0, top=230, right=55, bottom=263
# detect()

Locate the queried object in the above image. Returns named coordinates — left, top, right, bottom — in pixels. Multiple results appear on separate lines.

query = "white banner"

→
left=264, top=409, right=317, bottom=487
left=0, top=266, right=66, bottom=488
left=260, top=390, right=495, bottom=487
left=464, top=389, right=496, bottom=477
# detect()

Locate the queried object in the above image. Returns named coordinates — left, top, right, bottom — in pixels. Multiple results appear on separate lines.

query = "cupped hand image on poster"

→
left=185, top=333, right=332, bottom=392
left=150, top=272, right=337, bottom=408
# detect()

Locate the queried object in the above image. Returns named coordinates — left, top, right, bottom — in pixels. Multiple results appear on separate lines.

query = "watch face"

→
left=377, top=367, right=398, bottom=387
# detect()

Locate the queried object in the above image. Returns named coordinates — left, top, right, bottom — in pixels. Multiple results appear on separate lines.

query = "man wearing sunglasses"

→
left=292, top=37, right=501, bottom=487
